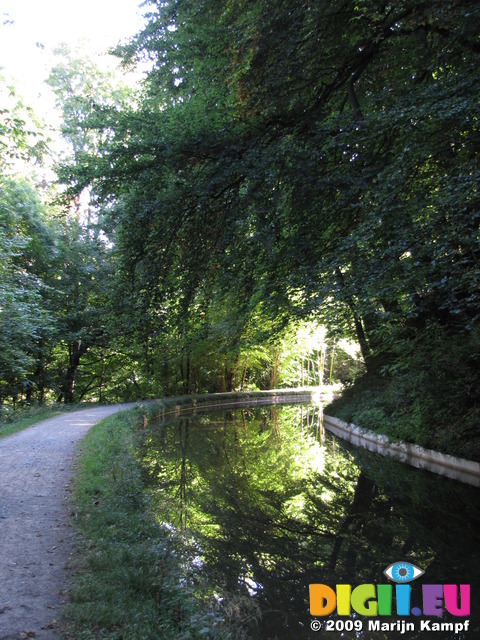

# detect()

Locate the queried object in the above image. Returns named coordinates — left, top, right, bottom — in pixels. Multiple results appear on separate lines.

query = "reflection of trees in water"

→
left=141, top=406, right=480, bottom=640
left=327, top=471, right=378, bottom=574
left=178, top=420, right=189, bottom=529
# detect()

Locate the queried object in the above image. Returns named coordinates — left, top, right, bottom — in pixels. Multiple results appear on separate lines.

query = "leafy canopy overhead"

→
left=74, top=1, right=479, bottom=348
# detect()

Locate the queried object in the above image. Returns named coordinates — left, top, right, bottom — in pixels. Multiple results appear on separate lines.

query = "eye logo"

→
left=384, top=561, right=424, bottom=583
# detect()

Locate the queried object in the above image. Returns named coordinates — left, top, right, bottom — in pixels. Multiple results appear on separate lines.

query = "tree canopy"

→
left=74, top=0, right=479, bottom=347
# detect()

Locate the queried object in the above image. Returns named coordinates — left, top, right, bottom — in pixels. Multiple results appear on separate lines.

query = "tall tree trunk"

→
left=58, top=338, right=88, bottom=403
left=270, top=350, right=279, bottom=388
left=241, top=361, right=247, bottom=390
left=329, top=339, right=336, bottom=385
left=180, top=350, right=191, bottom=394
left=335, top=269, right=373, bottom=369
left=99, top=355, right=105, bottom=403
left=225, top=361, right=235, bottom=392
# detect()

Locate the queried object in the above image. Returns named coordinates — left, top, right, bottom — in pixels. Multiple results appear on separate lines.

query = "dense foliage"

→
left=1, top=2, right=479, bottom=456
left=0, top=68, right=119, bottom=407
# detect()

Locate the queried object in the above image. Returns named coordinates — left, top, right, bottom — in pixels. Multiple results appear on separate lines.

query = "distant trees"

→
left=0, top=69, right=122, bottom=406
left=0, top=75, right=52, bottom=404
left=0, top=177, right=52, bottom=404
left=0, top=170, right=115, bottom=405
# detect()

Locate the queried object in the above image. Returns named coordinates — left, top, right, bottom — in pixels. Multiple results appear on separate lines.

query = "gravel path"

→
left=0, top=404, right=134, bottom=640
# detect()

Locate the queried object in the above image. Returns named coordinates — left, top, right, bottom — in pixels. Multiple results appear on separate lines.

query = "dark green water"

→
left=142, top=404, right=479, bottom=639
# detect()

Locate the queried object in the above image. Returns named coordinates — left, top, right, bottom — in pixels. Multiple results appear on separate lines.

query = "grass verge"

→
left=64, top=401, right=259, bottom=640
left=0, top=403, right=80, bottom=439
left=0, top=390, right=313, bottom=441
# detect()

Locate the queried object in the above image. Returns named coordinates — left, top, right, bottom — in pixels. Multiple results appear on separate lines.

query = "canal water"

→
left=141, top=404, right=479, bottom=639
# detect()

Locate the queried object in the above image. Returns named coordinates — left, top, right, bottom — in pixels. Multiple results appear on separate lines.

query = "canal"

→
left=141, top=403, right=479, bottom=639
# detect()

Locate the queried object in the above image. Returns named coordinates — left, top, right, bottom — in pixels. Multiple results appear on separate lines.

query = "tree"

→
left=45, top=47, right=140, bottom=403
left=53, top=0, right=480, bottom=450
left=0, top=176, right=55, bottom=404
left=0, top=76, right=45, bottom=171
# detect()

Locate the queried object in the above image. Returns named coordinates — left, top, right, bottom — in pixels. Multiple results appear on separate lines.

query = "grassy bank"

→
left=63, top=398, right=273, bottom=639
left=326, top=367, right=480, bottom=463
left=0, top=403, right=79, bottom=439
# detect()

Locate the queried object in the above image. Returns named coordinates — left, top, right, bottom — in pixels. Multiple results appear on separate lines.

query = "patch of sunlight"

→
left=306, top=440, right=326, bottom=475
left=321, top=488, right=335, bottom=503
left=284, top=493, right=306, bottom=519
left=338, top=338, right=361, bottom=359
left=241, top=573, right=263, bottom=596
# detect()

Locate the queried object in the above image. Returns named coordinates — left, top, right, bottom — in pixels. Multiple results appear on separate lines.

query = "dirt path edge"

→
left=0, top=404, right=134, bottom=640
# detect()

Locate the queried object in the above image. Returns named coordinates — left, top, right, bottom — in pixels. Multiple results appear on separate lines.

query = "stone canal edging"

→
left=322, top=414, right=480, bottom=487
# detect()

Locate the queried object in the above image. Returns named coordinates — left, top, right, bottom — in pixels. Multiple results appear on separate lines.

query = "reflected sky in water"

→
left=141, top=404, right=479, bottom=639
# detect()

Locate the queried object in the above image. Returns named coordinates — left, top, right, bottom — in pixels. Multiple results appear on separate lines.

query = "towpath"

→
left=0, top=404, right=133, bottom=640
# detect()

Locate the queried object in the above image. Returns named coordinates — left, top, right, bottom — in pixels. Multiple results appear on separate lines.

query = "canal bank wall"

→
left=322, top=413, right=480, bottom=487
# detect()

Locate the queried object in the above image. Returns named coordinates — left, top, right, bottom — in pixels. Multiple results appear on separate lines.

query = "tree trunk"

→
left=329, top=339, right=336, bottom=385
left=270, top=350, right=279, bottom=388
left=99, top=355, right=105, bottom=403
left=241, top=361, right=247, bottom=390
left=180, top=351, right=191, bottom=394
left=335, top=269, right=373, bottom=369
left=58, top=338, right=88, bottom=403
left=225, top=361, right=235, bottom=392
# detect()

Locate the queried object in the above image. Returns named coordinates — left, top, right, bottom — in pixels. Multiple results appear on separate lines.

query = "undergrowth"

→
left=326, top=325, right=480, bottom=461
left=0, top=403, right=79, bottom=439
